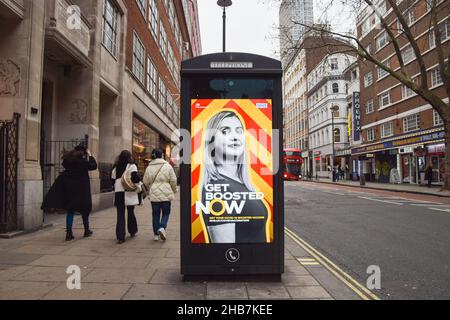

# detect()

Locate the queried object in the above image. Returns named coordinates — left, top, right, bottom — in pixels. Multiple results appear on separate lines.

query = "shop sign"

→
left=389, top=149, right=398, bottom=155
left=351, top=130, right=445, bottom=155
left=366, top=154, right=374, bottom=158
left=427, top=143, right=445, bottom=154
left=352, top=92, right=361, bottom=141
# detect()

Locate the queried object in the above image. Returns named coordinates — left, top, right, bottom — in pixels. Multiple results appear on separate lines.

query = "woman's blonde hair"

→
left=202, top=111, right=254, bottom=191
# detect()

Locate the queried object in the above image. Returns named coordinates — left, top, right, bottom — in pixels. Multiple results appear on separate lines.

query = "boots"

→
left=83, top=226, right=93, bottom=238
left=65, top=229, right=74, bottom=241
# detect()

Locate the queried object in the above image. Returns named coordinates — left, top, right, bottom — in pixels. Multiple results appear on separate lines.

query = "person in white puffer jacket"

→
left=143, top=148, right=177, bottom=241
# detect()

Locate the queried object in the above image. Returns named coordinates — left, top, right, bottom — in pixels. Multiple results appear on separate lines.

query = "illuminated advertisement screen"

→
left=191, top=99, right=274, bottom=244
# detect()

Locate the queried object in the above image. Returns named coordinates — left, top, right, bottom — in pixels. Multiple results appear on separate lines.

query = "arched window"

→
left=332, top=83, right=339, bottom=93
left=334, top=128, right=341, bottom=143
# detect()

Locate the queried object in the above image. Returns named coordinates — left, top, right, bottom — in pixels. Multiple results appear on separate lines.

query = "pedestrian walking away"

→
left=112, top=150, right=142, bottom=244
left=41, top=145, right=98, bottom=241
left=143, top=148, right=177, bottom=241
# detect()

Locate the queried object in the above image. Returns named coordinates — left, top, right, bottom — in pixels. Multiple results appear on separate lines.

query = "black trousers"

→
left=116, top=205, right=138, bottom=241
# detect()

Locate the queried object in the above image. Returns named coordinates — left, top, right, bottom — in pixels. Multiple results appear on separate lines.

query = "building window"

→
left=364, top=72, right=373, bottom=87
left=401, top=45, right=414, bottom=64
left=403, top=114, right=420, bottom=133
left=402, top=85, right=415, bottom=99
left=433, top=110, right=444, bottom=126
left=158, top=79, right=167, bottom=110
left=136, top=0, right=147, bottom=18
left=376, top=31, right=388, bottom=50
left=133, top=116, right=160, bottom=175
left=168, top=2, right=175, bottom=29
left=439, top=17, right=450, bottom=42
left=378, top=1, right=387, bottom=16
left=159, top=23, right=167, bottom=58
left=405, top=9, right=415, bottom=26
left=366, top=99, right=374, bottom=114
left=334, top=128, right=341, bottom=143
left=431, top=68, right=443, bottom=87
left=377, top=59, right=390, bottom=79
left=429, top=31, right=436, bottom=49
left=332, top=83, right=339, bottom=93
left=133, top=33, right=145, bottom=84
left=381, top=122, right=393, bottom=138
left=367, top=128, right=375, bottom=141
left=146, top=57, right=157, bottom=98
left=149, top=0, right=158, bottom=40
left=330, top=58, right=338, bottom=70
left=102, top=0, right=118, bottom=56
left=379, top=91, right=391, bottom=108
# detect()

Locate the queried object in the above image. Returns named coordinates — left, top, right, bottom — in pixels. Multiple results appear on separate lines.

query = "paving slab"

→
left=87, top=256, right=152, bottom=269
left=123, top=283, right=206, bottom=300
left=286, top=285, right=332, bottom=299
left=28, top=255, right=98, bottom=267
left=0, top=281, right=59, bottom=300
left=112, top=248, right=168, bottom=258
left=42, top=283, right=132, bottom=300
left=246, top=282, right=291, bottom=300
left=83, top=267, right=157, bottom=284
left=150, top=269, right=183, bottom=284
left=0, top=252, right=43, bottom=265
left=61, top=246, right=121, bottom=257
left=12, top=244, right=69, bottom=255
left=12, top=266, right=93, bottom=282
left=206, top=282, right=249, bottom=300
left=282, top=274, right=321, bottom=287
left=0, top=265, right=33, bottom=281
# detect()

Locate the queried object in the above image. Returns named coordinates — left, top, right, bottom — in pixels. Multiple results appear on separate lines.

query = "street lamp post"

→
left=330, top=105, right=339, bottom=182
left=217, top=0, right=232, bottom=52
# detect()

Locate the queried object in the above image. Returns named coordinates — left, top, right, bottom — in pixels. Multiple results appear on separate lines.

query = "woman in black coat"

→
left=42, top=145, right=97, bottom=241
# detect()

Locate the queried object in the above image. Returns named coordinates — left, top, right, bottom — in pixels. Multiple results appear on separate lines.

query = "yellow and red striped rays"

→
left=190, top=99, right=274, bottom=244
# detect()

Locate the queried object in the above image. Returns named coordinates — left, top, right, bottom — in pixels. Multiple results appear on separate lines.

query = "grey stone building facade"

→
left=0, top=0, right=199, bottom=234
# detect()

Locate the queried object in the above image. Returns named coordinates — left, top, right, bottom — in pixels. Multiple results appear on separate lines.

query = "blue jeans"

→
left=151, top=202, right=171, bottom=235
left=66, top=212, right=89, bottom=230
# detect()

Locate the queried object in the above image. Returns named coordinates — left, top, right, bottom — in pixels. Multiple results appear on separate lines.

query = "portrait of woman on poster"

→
left=200, top=110, right=269, bottom=244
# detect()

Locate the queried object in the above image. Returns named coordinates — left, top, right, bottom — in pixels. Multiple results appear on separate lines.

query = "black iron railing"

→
left=0, top=113, right=20, bottom=233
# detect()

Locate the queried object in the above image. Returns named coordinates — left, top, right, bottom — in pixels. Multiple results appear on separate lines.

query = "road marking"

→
left=297, top=258, right=320, bottom=266
left=410, top=203, right=445, bottom=207
left=285, top=227, right=380, bottom=301
left=321, top=190, right=347, bottom=196
left=428, top=207, right=450, bottom=213
left=358, top=196, right=404, bottom=205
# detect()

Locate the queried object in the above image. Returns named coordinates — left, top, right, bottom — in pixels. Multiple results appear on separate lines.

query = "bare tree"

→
left=272, top=0, right=450, bottom=188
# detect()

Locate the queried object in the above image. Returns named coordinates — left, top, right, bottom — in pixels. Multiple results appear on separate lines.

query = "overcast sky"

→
left=197, top=0, right=281, bottom=59
left=197, top=0, right=355, bottom=59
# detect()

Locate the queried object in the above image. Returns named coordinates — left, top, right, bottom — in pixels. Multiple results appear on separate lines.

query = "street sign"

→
left=180, top=52, right=284, bottom=279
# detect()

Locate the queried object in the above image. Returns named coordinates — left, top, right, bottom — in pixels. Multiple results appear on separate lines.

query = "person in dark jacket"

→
left=111, top=150, right=142, bottom=244
left=425, top=164, right=433, bottom=188
left=42, top=145, right=98, bottom=241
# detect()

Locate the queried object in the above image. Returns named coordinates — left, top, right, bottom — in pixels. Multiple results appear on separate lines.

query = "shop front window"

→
left=133, top=116, right=160, bottom=175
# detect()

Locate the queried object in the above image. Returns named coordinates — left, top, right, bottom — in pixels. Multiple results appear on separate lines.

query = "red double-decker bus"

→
left=283, top=148, right=303, bottom=181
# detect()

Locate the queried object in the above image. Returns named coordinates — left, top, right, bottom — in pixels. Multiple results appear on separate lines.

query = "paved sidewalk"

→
left=306, top=177, right=450, bottom=197
left=0, top=195, right=361, bottom=300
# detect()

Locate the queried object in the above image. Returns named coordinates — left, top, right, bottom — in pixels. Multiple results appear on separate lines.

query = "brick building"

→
left=124, top=0, right=199, bottom=175
left=0, top=0, right=200, bottom=234
left=354, top=0, right=449, bottom=185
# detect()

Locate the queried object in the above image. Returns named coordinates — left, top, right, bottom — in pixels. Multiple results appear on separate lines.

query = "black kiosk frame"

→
left=180, top=52, right=284, bottom=280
